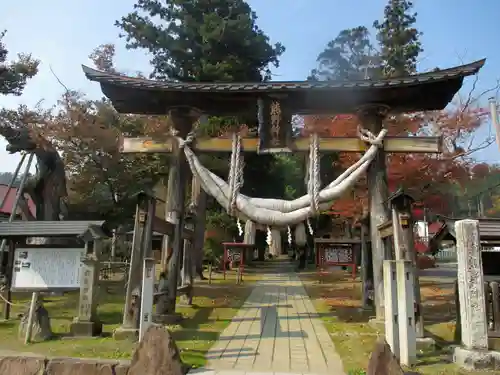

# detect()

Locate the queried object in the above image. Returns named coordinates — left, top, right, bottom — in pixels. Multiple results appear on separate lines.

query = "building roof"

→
left=429, top=217, right=500, bottom=253
left=0, top=220, right=108, bottom=238
left=82, top=59, right=485, bottom=116
left=0, top=184, right=35, bottom=216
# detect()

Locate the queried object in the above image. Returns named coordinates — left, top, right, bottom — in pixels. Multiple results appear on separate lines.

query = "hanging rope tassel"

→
left=287, top=226, right=292, bottom=245
left=307, top=132, right=321, bottom=214
left=236, top=218, right=243, bottom=237
left=227, top=132, right=244, bottom=216
left=266, top=226, right=272, bottom=247
left=306, top=218, right=314, bottom=235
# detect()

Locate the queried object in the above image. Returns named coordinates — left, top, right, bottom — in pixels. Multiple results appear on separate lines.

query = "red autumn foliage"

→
left=303, top=105, right=489, bottom=221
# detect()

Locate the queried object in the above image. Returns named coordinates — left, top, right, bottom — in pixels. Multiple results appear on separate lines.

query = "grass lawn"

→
left=0, top=269, right=258, bottom=369
left=299, top=270, right=495, bottom=375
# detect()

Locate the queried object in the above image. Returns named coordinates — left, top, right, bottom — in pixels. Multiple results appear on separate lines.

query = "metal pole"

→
left=489, top=97, right=500, bottom=151
left=0, top=153, right=27, bottom=211
left=0, top=152, right=34, bottom=255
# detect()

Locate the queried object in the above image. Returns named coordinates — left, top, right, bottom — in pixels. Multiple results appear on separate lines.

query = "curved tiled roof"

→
left=82, top=59, right=485, bottom=115
left=82, top=59, right=485, bottom=92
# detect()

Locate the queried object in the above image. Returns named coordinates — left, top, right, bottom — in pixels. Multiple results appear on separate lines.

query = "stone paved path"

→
left=191, top=263, right=345, bottom=375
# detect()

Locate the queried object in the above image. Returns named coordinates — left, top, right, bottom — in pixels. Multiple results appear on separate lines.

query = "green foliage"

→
left=0, top=30, right=39, bottom=96
left=272, top=154, right=305, bottom=199
left=309, top=26, right=380, bottom=81
left=373, top=0, right=422, bottom=77
left=116, top=0, right=284, bottom=82
left=311, top=0, right=422, bottom=81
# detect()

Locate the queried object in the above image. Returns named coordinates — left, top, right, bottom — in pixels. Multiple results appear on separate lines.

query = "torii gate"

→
left=83, top=59, right=485, bottom=323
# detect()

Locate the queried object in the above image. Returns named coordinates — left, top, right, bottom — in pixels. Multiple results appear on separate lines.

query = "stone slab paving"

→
left=191, top=266, right=345, bottom=375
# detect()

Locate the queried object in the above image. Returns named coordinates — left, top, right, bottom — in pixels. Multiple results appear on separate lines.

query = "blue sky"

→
left=0, top=0, right=499, bottom=172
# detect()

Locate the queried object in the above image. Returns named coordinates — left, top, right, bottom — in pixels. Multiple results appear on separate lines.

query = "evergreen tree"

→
left=0, top=30, right=39, bottom=96
left=373, top=0, right=423, bottom=77
left=116, top=0, right=284, bottom=82
left=309, top=26, right=380, bottom=81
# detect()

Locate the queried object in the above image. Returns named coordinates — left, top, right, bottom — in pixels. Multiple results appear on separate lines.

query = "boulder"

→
left=128, top=325, right=185, bottom=375
left=367, top=338, right=406, bottom=375
left=18, top=300, right=53, bottom=342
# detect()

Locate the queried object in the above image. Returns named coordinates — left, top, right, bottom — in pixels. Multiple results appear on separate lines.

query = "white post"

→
left=383, top=260, right=399, bottom=358
left=489, top=97, right=500, bottom=151
left=455, top=219, right=488, bottom=350
left=396, top=260, right=417, bottom=366
left=139, top=257, right=155, bottom=341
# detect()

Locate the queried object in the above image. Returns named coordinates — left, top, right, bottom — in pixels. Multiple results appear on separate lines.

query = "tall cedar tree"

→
left=0, top=30, right=39, bottom=96
left=309, top=26, right=381, bottom=81
left=116, top=0, right=288, bottom=204
left=373, top=0, right=423, bottom=77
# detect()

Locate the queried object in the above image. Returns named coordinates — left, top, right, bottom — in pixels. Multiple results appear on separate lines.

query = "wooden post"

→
left=396, top=260, right=417, bottom=366
left=3, top=240, right=15, bottom=320
left=163, top=108, right=197, bottom=316
left=161, top=140, right=179, bottom=273
left=360, top=217, right=371, bottom=309
left=179, top=175, right=201, bottom=304
left=192, top=177, right=208, bottom=279
left=383, top=260, right=399, bottom=357
left=121, top=203, right=144, bottom=329
left=139, top=257, right=155, bottom=341
left=180, top=219, right=195, bottom=306
left=358, top=104, right=390, bottom=321
left=389, top=191, right=424, bottom=338
left=24, top=291, right=39, bottom=344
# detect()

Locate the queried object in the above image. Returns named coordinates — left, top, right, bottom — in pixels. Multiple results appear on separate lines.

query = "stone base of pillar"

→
left=453, top=346, right=500, bottom=371
left=113, top=326, right=139, bottom=341
left=178, top=293, right=193, bottom=307
left=416, top=337, right=436, bottom=351
left=70, top=320, right=102, bottom=337
left=153, top=313, right=183, bottom=325
left=368, top=317, right=385, bottom=329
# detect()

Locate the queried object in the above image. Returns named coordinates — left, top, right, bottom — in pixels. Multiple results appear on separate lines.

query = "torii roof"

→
left=82, top=59, right=485, bottom=116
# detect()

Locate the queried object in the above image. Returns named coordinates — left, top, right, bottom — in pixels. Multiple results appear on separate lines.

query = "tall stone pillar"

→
left=455, top=219, right=488, bottom=350
left=71, top=240, right=103, bottom=337
left=357, top=104, right=390, bottom=321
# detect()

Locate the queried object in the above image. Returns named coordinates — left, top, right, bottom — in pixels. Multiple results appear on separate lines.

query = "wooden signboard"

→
left=314, top=239, right=357, bottom=279
left=222, top=242, right=254, bottom=283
